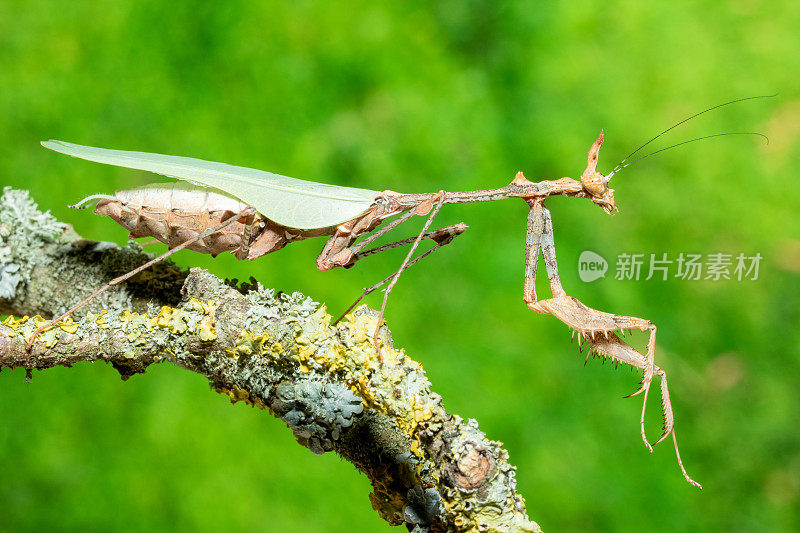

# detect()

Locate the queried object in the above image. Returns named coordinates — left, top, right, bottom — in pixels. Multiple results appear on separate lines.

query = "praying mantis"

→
left=30, top=96, right=771, bottom=488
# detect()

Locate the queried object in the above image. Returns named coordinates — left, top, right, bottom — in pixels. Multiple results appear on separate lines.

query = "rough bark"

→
left=0, top=188, right=540, bottom=533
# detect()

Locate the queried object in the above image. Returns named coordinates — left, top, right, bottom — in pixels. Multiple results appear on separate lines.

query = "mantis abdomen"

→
left=84, top=183, right=298, bottom=260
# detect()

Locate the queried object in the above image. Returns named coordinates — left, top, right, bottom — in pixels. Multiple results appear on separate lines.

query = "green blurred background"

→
left=1, top=1, right=798, bottom=531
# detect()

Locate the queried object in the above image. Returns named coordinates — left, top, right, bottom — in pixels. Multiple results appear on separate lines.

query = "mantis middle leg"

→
left=334, top=223, right=467, bottom=324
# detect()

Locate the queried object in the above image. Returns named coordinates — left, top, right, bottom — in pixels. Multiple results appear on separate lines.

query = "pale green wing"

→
left=42, top=140, right=379, bottom=229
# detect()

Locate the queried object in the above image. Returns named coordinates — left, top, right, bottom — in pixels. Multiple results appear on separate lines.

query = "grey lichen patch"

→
left=271, top=378, right=364, bottom=454
left=0, top=187, right=65, bottom=243
left=0, top=263, right=21, bottom=299
left=404, top=484, right=444, bottom=532
left=243, top=282, right=320, bottom=320
left=0, top=188, right=66, bottom=298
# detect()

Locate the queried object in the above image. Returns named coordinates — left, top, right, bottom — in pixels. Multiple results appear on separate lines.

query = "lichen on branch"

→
left=0, top=188, right=540, bottom=533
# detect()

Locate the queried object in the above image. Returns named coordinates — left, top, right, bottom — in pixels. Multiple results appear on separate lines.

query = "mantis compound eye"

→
left=582, top=174, right=617, bottom=214
left=581, top=171, right=608, bottom=197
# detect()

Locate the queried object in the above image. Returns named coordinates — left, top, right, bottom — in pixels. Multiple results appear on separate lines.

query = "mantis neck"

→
left=388, top=177, right=587, bottom=208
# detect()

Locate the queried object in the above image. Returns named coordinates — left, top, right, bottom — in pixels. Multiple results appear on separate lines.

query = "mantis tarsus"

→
left=30, top=95, right=772, bottom=488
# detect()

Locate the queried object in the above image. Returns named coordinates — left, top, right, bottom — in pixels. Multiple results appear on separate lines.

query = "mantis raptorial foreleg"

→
left=521, top=200, right=700, bottom=487
left=26, top=206, right=258, bottom=350
left=523, top=200, right=566, bottom=302
left=588, top=332, right=700, bottom=488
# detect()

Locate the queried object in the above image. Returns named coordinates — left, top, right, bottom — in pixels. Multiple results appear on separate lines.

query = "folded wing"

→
left=42, top=140, right=380, bottom=230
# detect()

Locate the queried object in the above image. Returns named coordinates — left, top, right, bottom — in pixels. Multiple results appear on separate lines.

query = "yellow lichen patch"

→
left=152, top=306, right=188, bottom=333
left=58, top=320, right=79, bottom=334
left=394, top=409, right=417, bottom=437
left=2, top=314, right=30, bottom=336
left=391, top=396, right=425, bottom=440
left=94, top=310, right=109, bottom=328
left=295, top=343, right=316, bottom=373
left=216, top=384, right=251, bottom=405
left=20, top=316, right=60, bottom=347
left=190, top=299, right=218, bottom=341
left=352, top=374, right=379, bottom=410
left=231, top=329, right=271, bottom=360
left=342, top=310, right=407, bottom=368
left=214, top=384, right=272, bottom=412
left=312, top=305, right=332, bottom=329
left=120, top=309, right=143, bottom=325
left=2, top=314, right=28, bottom=328
left=304, top=306, right=334, bottom=342
left=37, top=329, right=61, bottom=348
left=146, top=307, right=166, bottom=330
left=186, top=298, right=217, bottom=315
left=409, top=439, right=424, bottom=459
left=402, top=352, right=424, bottom=373
left=411, top=395, right=434, bottom=426
left=324, top=344, right=347, bottom=372
left=344, top=309, right=377, bottom=344
left=314, top=348, right=330, bottom=367
left=388, top=397, right=436, bottom=457
left=197, top=321, right=216, bottom=341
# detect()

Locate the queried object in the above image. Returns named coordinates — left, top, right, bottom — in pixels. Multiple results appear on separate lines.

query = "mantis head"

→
left=580, top=131, right=617, bottom=215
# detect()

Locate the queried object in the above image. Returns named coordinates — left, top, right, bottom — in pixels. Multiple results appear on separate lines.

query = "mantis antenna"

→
left=607, top=93, right=776, bottom=178
left=610, top=131, right=769, bottom=175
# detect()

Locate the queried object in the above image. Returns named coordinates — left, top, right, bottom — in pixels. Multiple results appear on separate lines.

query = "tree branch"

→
left=0, top=188, right=540, bottom=533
